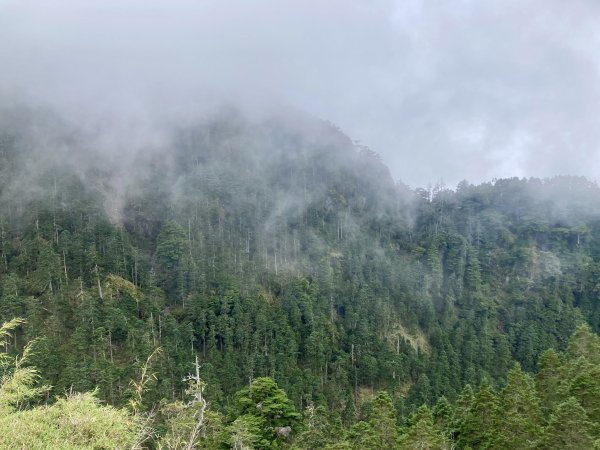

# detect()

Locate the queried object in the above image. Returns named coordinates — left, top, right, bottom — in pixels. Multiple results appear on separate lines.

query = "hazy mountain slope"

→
left=1, top=106, right=600, bottom=419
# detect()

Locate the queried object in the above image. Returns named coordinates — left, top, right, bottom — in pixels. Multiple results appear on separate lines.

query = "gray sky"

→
left=1, top=0, right=599, bottom=188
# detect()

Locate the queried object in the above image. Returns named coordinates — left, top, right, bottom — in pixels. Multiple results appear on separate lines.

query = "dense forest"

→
left=1, top=106, right=600, bottom=448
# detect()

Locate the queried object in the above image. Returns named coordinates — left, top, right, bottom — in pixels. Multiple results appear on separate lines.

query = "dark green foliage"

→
left=536, top=397, right=594, bottom=450
left=455, top=379, right=498, bottom=449
left=535, top=348, right=564, bottom=415
left=2, top=110, right=600, bottom=447
left=233, top=377, right=301, bottom=448
left=293, top=404, right=344, bottom=450
left=400, top=405, right=447, bottom=449
left=367, top=391, right=400, bottom=448
left=493, top=364, right=543, bottom=449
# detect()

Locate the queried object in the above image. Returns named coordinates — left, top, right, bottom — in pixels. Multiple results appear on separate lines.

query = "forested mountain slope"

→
left=1, top=106, right=600, bottom=447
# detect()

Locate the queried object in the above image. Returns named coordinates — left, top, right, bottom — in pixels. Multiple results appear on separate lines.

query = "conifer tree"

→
left=535, top=348, right=565, bottom=416
left=565, top=357, right=600, bottom=425
left=233, top=377, right=301, bottom=448
left=536, top=397, right=594, bottom=450
left=567, top=324, right=600, bottom=364
left=401, top=405, right=448, bottom=450
left=457, top=379, right=498, bottom=449
left=493, top=364, right=543, bottom=449
left=368, top=391, right=400, bottom=448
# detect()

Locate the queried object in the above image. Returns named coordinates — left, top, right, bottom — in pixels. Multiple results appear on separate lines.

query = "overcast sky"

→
left=1, top=0, right=599, bottom=188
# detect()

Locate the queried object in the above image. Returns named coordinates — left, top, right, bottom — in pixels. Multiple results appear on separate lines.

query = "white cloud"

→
left=1, top=0, right=599, bottom=187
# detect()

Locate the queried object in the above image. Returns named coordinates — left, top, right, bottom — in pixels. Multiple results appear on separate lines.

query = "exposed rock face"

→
left=275, top=426, right=291, bottom=438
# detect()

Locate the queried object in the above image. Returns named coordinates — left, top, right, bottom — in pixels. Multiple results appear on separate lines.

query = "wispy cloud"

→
left=1, top=0, right=599, bottom=187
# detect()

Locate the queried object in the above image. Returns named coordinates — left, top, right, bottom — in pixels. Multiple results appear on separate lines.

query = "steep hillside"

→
left=1, top=106, right=600, bottom=422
